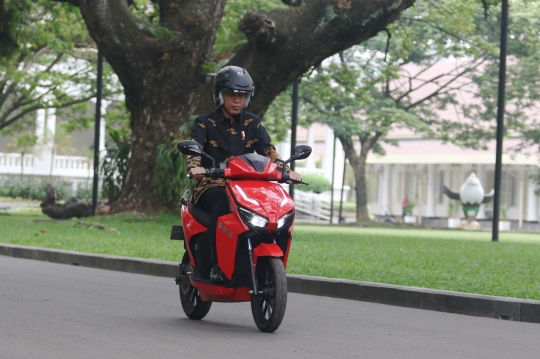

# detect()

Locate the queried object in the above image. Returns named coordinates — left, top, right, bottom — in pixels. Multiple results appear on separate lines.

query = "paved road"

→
left=1, top=257, right=539, bottom=359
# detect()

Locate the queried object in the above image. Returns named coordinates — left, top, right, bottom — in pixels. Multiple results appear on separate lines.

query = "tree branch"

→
left=405, top=58, right=487, bottom=111
left=0, top=94, right=96, bottom=131
left=230, top=0, right=415, bottom=114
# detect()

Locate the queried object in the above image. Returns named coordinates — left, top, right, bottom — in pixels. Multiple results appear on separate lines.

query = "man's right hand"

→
left=188, top=167, right=206, bottom=179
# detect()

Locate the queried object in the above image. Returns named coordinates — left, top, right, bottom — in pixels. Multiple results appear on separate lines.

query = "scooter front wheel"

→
left=251, top=257, right=287, bottom=333
left=179, top=252, right=212, bottom=320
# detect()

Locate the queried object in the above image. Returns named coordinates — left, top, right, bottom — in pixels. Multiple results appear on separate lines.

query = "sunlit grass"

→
left=1, top=211, right=539, bottom=299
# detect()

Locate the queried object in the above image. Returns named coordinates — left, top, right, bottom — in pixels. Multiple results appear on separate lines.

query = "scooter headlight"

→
left=277, top=210, right=295, bottom=229
left=238, top=207, right=268, bottom=229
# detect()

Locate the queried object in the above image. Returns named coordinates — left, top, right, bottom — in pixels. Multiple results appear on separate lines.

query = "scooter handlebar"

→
left=281, top=171, right=309, bottom=186
left=187, top=170, right=221, bottom=179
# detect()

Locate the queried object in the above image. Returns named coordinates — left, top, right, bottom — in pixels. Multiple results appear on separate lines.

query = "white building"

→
left=0, top=103, right=107, bottom=195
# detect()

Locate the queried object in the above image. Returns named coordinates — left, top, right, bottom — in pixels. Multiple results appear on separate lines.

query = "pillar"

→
left=322, top=126, right=335, bottom=183
left=527, top=175, right=538, bottom=222
left=426, top=164, right=436, bottom=217
left=306, top=125, right=315, bottom=169
left=381, top=164, right=391, bottom=214
left=476, top=165, right=487, bottom=219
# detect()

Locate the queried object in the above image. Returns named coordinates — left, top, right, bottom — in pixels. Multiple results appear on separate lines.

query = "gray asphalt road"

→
left=1, top=257, right=539, bottom=359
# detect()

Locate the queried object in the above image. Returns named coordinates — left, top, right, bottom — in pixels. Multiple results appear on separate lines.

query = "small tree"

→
left=5, top=133, right=38, bottom=180
left=297, top=0, right=504, bottom=221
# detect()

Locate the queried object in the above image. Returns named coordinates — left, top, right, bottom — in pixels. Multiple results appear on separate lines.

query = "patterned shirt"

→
left=187, top=108, right=285, bottom=204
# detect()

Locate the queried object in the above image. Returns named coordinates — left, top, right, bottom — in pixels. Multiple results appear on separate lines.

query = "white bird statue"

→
left=443, top=172, right=494, bottom=229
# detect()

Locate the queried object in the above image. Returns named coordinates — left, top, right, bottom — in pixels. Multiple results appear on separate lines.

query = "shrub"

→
left=296, top=173, right=331, bottom=194
left=0, top=177, right=71, bottom=201
left=76, top=183, right=93, bottom=201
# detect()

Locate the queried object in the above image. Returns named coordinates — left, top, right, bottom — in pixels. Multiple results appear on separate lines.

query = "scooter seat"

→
left=188, top=204, right=212, bottom=229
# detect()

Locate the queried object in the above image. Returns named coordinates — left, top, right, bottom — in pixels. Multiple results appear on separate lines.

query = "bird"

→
left=443, top=172, right=494, bottom=229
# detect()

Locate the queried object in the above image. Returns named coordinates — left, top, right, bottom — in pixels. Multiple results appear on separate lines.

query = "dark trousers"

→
left=195, top=187, right=230, bottom=265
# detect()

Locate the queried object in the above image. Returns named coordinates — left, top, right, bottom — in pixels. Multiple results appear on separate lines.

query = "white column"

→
left=381, top=164, right=391, bottom=214
left=476, top=165, right=487, bottom=219
left=322, top=126, right=335, bottom=183
left=306, top=125, right=315, bottom=169
left=99, top=100, right=109, bottom=161
left=426, top=164, right=436, bottom=217
left=527, top=175, right=538, bottom=222
left=33, top=108, right=56, bottom=175
left=35, top=109, right=48, bottom=145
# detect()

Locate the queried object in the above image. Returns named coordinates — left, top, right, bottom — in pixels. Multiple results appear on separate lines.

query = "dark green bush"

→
left=0, top=177, right=71, bottom=201
left=76, top=183, right=93, bottom=201
left=296, top=173, right=331, bottom=194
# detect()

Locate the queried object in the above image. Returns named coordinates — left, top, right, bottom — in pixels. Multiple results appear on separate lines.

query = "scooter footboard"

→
left=253, top=243, right=283, bottom=268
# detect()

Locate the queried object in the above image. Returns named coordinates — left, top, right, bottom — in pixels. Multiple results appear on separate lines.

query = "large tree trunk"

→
left=65, top=0, right=414, bottom=212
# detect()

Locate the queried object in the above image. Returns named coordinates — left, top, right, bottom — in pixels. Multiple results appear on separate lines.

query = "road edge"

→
left=1, top=243, right=539, bottom=323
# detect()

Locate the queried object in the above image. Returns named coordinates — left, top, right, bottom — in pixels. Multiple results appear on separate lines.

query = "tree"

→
left=5, top=133, right=38, bottom=180
left=299, top=0, right=502, bottom=221
left=0, top=1, right=120, bottom=132
left=33, top=0, right=415, bottom=212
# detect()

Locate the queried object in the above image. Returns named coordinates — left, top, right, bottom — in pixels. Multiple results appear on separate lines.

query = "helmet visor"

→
left=222, top=88, right=250, bottom=95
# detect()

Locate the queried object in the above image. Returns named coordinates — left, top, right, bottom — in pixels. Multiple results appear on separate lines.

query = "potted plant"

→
left=403, top=200, right=417, bottom=224
left=499, top=204, right=511, bottom=231
left=447, top=201, right=461, bottom=228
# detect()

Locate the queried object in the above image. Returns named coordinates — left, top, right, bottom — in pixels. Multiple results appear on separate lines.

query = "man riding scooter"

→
left=187, top=65, right=302, bottom=282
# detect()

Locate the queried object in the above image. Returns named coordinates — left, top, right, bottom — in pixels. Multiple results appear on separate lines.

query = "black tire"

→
left=179, top=252, right=212, bottom=320
left=251, top=257, right=287, bottom=333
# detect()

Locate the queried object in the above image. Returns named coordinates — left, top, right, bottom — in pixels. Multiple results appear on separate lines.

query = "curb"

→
left=1, top=243, right=539, bottom=324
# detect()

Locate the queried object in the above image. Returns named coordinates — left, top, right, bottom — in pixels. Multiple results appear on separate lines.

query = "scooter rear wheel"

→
left=179, top=252, right=212, bottom=320
left=251, top=257, right=287, bottom=333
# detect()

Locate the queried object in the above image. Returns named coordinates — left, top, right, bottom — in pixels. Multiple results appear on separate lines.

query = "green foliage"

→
left=297, top=173, right=331, bottom=194
left=0, top=0, right=121, bottom=134
left=262, top=86, right=294, bottom=143
left=153, top=123, right=193, bottom=206
left=100, top=128, right=131, bottom=203
left=76, top=183, right=93, bottom=201
left=404, top=201, right=416, bottom=216
left=0, top=177, right=70, bottom=201
left=448, top=200, right=460, bottom=218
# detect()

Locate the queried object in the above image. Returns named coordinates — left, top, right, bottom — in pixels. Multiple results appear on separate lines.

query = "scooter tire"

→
left=179, top=252, right=212, bottom=320
left=251, top=257, right=287, bottom=333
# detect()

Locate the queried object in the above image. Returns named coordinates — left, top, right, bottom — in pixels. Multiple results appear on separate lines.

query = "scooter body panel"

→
left=253, top=243, right=283, bottom=268
left=216, top=212, right=248, bottom=280
left=191, top=280, right=251, bottom=302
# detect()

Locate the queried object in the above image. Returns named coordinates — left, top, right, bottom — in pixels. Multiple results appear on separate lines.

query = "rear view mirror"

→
left=293, top=145, right=312, bottom=160
left=283, top=145, right=312, bottom=166
left=177, top=140, right=203, bottom=156
left=177, top=140, right=216, bottom=168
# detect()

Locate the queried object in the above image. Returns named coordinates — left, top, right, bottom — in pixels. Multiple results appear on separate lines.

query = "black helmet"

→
left=213, top=66, right=255, bottom=109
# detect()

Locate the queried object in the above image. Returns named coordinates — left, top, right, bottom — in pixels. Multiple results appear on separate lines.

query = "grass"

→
left=1, top=209, right=540, bottom=300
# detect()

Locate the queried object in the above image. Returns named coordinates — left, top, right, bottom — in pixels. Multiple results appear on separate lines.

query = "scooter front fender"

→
left=253, top=243, right=283, bottom=268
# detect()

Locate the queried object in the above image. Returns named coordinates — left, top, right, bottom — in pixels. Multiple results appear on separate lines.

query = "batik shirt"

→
left=187, top=108, right=286, bottom=204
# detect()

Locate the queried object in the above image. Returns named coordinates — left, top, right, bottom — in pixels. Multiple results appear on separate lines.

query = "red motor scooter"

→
left=170, top=140, right=311, bottom=332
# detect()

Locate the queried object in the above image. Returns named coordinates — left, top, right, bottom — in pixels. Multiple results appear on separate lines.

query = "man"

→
left=187, top=65, right=302, bottom=282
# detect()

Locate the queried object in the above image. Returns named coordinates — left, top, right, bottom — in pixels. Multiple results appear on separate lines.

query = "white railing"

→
left=293, top=190, right=332, bottom=221
left=296, top=167, right=325, bottom=176
left=0, top=152, right=93, bottom=178
left=0, top=153, right=35, bottom=169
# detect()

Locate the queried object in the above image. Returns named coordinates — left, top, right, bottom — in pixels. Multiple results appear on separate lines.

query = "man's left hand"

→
left=287, top=170, right=302, bottom=184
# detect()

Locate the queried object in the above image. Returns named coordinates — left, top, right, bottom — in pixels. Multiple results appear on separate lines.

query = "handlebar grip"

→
left=281, top=172, right=308, bottom=185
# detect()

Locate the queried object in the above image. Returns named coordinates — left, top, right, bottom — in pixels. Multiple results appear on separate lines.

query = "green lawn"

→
left=1, top=210, right=540, bottom=300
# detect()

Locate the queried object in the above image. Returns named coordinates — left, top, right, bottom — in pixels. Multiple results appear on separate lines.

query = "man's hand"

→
left=188, top=167, right=207, bottom=179
left=287, top=170, right=302, bottom=184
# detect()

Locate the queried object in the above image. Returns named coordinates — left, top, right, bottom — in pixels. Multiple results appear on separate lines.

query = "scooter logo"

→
left=218, top=222, right=233, bottom=238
